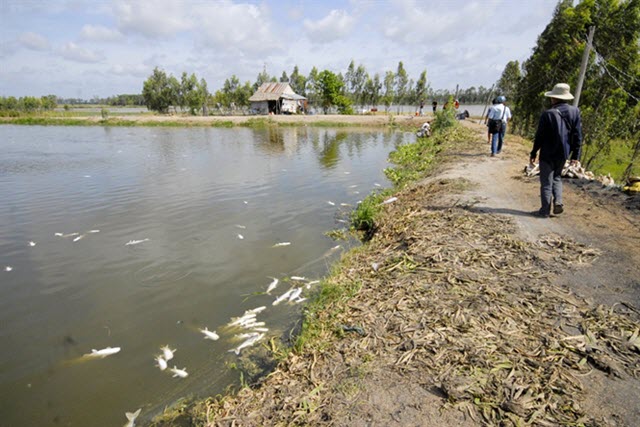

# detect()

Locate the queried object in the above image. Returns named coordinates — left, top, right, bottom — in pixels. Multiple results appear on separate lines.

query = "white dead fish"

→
left=125, top=238, right=150, bottom=246
left=374, top=183, right=382, bottom=187
left=237, top=234, right=244, bottom=240
left=245, top=306, right=267, bottom=315
left=243, top=201, right=248, bottom=205
left=5, top=266, right=13, bottom=272
left=294, top=297, right=307, bottom=304
left=291, top=276, right=307, bottom=281
left=160, top=345, right=175, bottom=361
left=63, top=232, right=79, bottom=238
left=170, top=366, right=188, bottom=378
left=83, top=175, right=91, bottom=178
left=349, top=184, right=358, bottom=188
left=344, top=171, right=351, bottom=175
left=288, top=287, right=303, bottom=302
left=228, top=312, right=256, bottom=326
left=272, top=242, right=291, bottom=247
left=124, top=408, right=141, bottom=427
left=252, top=327, right=269, bottom=332
left=89, top=229, right=100, bottom=233
left=73, top=234, right=85, bottom=242
left=235, top=224, right=246, bottom=229
left=229, top=333, right=264, bottom=355
left=327, top=201, right=336, bottom=206
left=29, top=241, right=36, bottom=247
left=54, top=232, right=63, bottom=237
left=83, top=346, right=121, bottom=358
left=382, top=197, right=398, bottom=205
left=155, top=355, right=167, bottom=371
left=200, top=327, right=219, bottom=341
left=340, top=203, right=352, bottom=207
left=273, top=289, right=294, bottom=305
left=234, top=332, right=260, bottom=340
left=266, top=278, right=279, bottom=294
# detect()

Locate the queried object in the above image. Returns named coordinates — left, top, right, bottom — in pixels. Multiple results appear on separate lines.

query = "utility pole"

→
left=574, top=26, right=595, bottom=107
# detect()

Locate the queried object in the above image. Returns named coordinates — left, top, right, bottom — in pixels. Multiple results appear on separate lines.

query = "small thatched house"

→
left=249, top=82, right=306, bottom=115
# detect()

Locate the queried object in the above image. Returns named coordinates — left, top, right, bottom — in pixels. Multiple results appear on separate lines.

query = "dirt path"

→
left=433, top=122, right=640, bottom=425
left=151, top=122, right=640, bottom=427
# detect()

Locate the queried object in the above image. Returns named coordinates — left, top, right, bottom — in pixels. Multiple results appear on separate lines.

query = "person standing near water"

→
left=530, top=83, right=583, bottom=218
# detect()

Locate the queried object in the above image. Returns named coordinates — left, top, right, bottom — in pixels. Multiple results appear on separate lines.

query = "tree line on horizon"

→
left=139, top=61, right=495, bottom=116
left=494, top=0, right=639, bottom=180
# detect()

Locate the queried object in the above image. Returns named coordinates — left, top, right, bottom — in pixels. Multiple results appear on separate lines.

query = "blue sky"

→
left=0, top=0, right=559, bottom=99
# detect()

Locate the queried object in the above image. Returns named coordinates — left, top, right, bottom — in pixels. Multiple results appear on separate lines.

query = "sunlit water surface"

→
left=0, top=125, right=412, bottom=426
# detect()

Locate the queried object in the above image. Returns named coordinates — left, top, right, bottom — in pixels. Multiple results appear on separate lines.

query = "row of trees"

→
left=496, top=0, right=639, bottom=179
left=0, top=95, right=58, bottom=112
left=142, top=61, right=500, bottom=115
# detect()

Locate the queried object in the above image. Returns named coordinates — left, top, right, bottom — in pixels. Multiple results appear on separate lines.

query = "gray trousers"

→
left=539, top=159, right=564, bottom=214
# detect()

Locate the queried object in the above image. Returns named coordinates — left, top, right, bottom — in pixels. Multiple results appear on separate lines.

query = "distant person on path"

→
left=432, top=101, right=437, bottom=113
left=530, top=83, right=583, bottom=218
left=486, top=97, right=507, bottom=156
left=419, top=99, right=425, bottom=116
left=496, top=96, right=512, bottom=154
left=485, top=97, right=499, bottom=144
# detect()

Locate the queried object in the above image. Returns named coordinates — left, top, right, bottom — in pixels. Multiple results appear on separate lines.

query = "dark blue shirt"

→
left=531, top=101, right=583, bottom=162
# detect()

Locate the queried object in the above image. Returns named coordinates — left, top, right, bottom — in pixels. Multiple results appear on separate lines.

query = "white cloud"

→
left=194, top=1, right=281, bottom=55
left=59, top=42, right=104, bottom=63
left=18, top=32, right=50, bottom=51
left=304, top=9, right=355, bottom=43
left=80, top=25, right=123, bottom=42
left=113, top=0, right=192, bottom=37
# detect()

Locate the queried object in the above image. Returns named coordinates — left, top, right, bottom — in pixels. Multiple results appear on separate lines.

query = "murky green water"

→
left=0, top=125, right=411, bottom=426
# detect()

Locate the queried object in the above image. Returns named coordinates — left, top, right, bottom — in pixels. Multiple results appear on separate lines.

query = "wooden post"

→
left=574, top=26, right=595, bottom=107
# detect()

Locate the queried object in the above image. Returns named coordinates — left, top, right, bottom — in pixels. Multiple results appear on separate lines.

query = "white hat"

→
left=544, top=83, right=574, bottom=100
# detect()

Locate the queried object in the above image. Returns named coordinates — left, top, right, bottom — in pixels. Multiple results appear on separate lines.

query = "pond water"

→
left=0, top=125, right=411, bottom=426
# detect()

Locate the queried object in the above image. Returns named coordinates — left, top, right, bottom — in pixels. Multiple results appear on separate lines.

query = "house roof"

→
left=248, top=82, right=305, bottom=102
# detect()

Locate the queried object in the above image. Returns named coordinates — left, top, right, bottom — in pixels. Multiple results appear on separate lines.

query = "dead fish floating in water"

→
left=288, top=287, right=303, bottom=302
left=272, top=242, right=291, bottom=247
left=29, top=241, right=36, bottom=247
left=124, top=408, right=141, bottom=427
left=235, top=224, right=246, bottom=229
left=54, top=232, right=64, bottom=237
left=5, top=266, right=13, bottom=272
left=327, top=201, right=336, bottom=206
left=125, top=238, right=150, bottom=246
left=89, top=229, right=100, bottom=233
left=266, top=278, right=279, bottom=294
left=290, top=276, right=307, bottom=281
left=237, top=234, right=244, bottom=240
left=199, top=327, right=219, bottom=341
left=160, top=345, right=175, bottom=361
left=273, top=289, right=294, bottom=305
left=170, top=366, right=188, bottom=378
left=73, top=234, right=85, bottom=242
left=245, top=306, right=267, bottom=315
left=83, top=346, right=121, bottom=358
left=229, top=333, right=264, bottom=355
left=155, top=355, right=167, bottom=371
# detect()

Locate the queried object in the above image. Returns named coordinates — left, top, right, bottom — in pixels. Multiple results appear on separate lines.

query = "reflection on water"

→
left=0, top=125, right=412, bottom=426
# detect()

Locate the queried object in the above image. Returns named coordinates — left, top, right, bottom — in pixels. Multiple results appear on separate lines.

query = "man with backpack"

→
left=486, top=96, right=509, bottom=156
left=530, top=83, right=583, bottom=218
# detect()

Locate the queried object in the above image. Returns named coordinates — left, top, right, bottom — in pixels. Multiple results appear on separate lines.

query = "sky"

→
left=0, top=0, right=560, bottom=99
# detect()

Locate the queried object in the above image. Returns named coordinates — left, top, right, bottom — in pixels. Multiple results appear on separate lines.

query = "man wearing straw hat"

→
left=530, top=83, right=583, bottom=218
